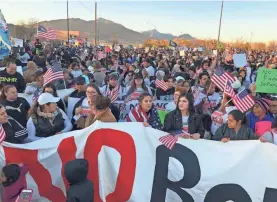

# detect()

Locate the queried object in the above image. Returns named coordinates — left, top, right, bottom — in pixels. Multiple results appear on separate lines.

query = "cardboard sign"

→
left=256, top=68, right=277, bottom=93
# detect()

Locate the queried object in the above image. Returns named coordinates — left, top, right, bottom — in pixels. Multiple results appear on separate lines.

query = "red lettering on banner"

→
left=84, top=129, right=136, bottom=202
left=4, top=146, right=66, bottom=202
left=57, top=136, right=77, bottom=190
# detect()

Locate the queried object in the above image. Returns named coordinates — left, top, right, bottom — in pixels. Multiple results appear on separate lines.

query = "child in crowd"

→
left=64, top=159, right=94, bottom=202
left=1, top=163, right=29, bottom=202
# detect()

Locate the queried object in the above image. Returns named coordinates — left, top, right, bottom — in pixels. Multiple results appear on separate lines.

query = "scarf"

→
left=106, top=85, right=119, bottom=103
left=37, top=108, right=56, bottom=125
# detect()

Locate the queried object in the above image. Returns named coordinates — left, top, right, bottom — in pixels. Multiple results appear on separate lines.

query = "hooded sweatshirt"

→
left=64, top=159, right=94, bottom=202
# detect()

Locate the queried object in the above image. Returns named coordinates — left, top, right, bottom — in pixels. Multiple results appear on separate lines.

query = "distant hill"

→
left=142, top=29, right=194, bottom=40
left=8, top=17, right=195, bottom=43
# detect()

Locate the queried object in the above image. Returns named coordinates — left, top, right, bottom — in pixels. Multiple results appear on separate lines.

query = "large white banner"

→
left=0, top=121, right=277, bottom=202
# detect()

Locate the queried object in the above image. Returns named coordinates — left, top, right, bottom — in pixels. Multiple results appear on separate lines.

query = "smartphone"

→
left=16, top=189, right=33, bottom=202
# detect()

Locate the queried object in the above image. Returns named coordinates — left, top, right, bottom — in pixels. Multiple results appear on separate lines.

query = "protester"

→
left=93, top=61, right=106, bottom=87
left=24, top=70, right=44, bottom=101
left=32, top=51, right=47, bottom=72
left=0, top=105, right=28, bottom=144
left=163, top=93, right=205, bottom=138
left=126, top=93, right=163, bottom=130
left=26, top=93, right=72, bottom=142
left=64, top=76, right=87, bottom=104
left=247, top=98, right=274, bottom=132
left=69, top=62, right=83, bottom=78
left=0, top=59, right=26, bottom=93
left=1, top=164, right=29, bottom=202
left=194, top=80, right=220, bottom=115
left=0, top=85, right=30, bottom=127
left=123, top=71, right=152, bottom=99
left=63, top=69, right=75, bottom=89
left=86, top=95, right=116, bottom=126
left=165, top=86, right=186, bottom=111
left=213, top=110, right=256, bottom=142
left=142, top=58, right=155, bottom=81
left=64, top=159, right=94, bottom=202
left=210, top=95, right=237, bottom=136
left=100, top=72, right=123, bottom=101
left=42, top=83, right=66, bottom=112
left=17, top=48, right=30, bottom=67
left=23, top=61, right=38, bottom=84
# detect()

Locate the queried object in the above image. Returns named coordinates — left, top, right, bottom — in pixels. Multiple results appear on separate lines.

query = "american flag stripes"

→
left=126, top=105, right=148, bottom=122
left=0, top=125, right=6, bottom=144
left=211, top=68, right=235, bottom=91
left=233, top=89, right=255, bottom=113
left=156, top=80, right=169, bottom=91
left=124, top=92, right=141, bottom=103
left=108, top=85, right=120, bottom=103
left=37, top=25, right=57, bottom=40
left=224, top=80, right=236, bottom=98
left=159, top=135, right=178, bottom=150
left=43, top=62, right=64, bottom=86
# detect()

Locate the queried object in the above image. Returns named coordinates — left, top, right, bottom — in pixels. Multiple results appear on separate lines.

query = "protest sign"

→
left=233, top=53, right=247, bottom=68
left=145, top=47, right=150, bottom=53
left=11, top=37, right=23, bottom=47
left=180, top=50, right=185, bottom=56
left=1, top=121, right=277, bottom=202
left=255, top=68, right=277, bottom=93
left=114, top=100, right=169, bottom=121
left=67, top=97, right=80, bottom=120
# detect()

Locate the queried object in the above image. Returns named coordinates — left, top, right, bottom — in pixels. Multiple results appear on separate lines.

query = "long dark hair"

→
left=229, top=110, right=247, bottom=125
left=138, top=92, right=152, bottom=104
left=176, top=93, right=195, bottom=115
left=87, top=83, right=101, bottom=96
left=2, top=164, right=20, bottom=187
left=42, top=83, right=58, bottom=97
left=127, top=77, right=148, bottom=96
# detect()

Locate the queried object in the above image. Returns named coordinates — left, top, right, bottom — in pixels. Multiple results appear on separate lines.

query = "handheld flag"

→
left=211, top=68, right=235, bottom=91
left=233, top=89, right=255, bottom=113
left=169, top=40, right=177, bottom=47
left=224, top=80, right=235, bottom=98
left=43, top=62, right=64, bottom=86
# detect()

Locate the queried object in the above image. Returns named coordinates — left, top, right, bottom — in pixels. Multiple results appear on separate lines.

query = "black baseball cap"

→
left=75, top=76, right=86, bottom=85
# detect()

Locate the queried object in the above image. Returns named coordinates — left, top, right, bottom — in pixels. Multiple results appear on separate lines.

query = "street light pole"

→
left=67, top=0, right=70, bottom=44
left=217, top=0, right=224, bottom=49
left=94, top=1, right=97, bottom=46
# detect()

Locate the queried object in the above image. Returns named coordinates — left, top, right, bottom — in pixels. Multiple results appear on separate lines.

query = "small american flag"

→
left=125, top=92, right=141, bottom=103
left=0, top=125, right=6, bottom=144
left=37, top=25, right=57, bottom=40
left=211, top=68, right=235, bottom=91
left=43, top=62, right=64, bottom=86
left=156, top=80, right=169, bottom=91
left=224, top=80, right=235, bottom=98
left=159, top=135, right=178, bottom=150
left=233, top=89, right=255, bottom=113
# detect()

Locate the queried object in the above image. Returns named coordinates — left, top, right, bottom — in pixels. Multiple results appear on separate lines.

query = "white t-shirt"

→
left=146, top=66, right=155, bottom=77
left=182, top=116, right=189, bottom=133
left=17, top=53, right=30, bottom=64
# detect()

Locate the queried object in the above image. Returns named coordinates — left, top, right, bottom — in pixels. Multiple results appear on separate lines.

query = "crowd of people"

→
left=0, top=38, right=277, bottom=201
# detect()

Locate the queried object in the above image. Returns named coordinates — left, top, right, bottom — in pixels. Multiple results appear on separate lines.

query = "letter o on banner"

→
left=84, top=129, right=136, bottom=202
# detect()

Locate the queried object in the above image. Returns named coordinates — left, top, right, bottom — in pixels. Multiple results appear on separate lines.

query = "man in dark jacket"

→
left=64, top=159, right=94, bottom=202
left=0, top=59, right=26, bottom=93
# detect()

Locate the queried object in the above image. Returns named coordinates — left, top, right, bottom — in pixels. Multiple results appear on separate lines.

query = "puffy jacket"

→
left=31, top=110, right=65, bottom=138
left=65, top=159, right=94, bottom=202
left=163, top=109, right=205, bottom=138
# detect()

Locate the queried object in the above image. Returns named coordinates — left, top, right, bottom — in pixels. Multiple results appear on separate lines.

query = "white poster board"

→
left=67, top=97, right=81, bottom=120
left=11, top=38, right=24, bottom=47
left=233, top=53, right=247, bottom=68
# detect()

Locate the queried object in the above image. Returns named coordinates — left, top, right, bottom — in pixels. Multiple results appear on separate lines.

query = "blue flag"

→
left=0, top=9, right=11, bottom=60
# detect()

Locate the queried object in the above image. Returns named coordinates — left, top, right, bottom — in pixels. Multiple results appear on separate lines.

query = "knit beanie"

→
left=255, top=98, right=271, bottom=113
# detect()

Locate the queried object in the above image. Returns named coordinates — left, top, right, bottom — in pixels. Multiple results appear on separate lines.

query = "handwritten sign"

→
left=256, top=68, right=277, bottom=93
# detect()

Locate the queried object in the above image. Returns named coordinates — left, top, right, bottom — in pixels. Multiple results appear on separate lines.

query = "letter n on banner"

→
left=84, top=129, right=136, bottom=202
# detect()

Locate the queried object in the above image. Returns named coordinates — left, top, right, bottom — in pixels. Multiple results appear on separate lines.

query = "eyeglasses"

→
left=86, top=91, right=97, bottom=94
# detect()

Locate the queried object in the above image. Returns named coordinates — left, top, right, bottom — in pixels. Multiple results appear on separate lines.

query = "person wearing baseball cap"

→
left=100, top=72, right=123, bottom=101
left=247, top=98, right=275, bottom=132
left=64, top=76, right=87, bottom=104
left=26, top=93, right=73, bottom=142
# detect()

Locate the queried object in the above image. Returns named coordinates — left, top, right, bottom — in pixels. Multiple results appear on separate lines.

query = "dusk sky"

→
left=1, top=1, right=277, bottom=43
